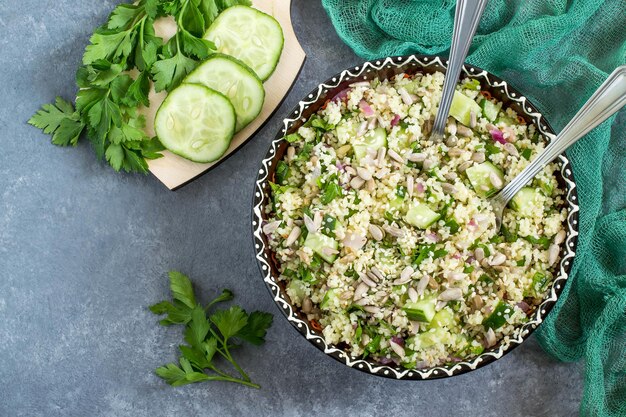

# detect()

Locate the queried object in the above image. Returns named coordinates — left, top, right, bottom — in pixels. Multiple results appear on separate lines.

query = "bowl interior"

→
left=252, top=55, right=579, bottom=380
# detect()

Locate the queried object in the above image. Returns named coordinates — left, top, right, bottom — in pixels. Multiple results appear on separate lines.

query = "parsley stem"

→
left=222, top=343, right=251, bottom=382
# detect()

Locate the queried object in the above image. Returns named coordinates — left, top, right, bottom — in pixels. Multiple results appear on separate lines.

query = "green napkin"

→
left=321, top=1, right=626, bottom=415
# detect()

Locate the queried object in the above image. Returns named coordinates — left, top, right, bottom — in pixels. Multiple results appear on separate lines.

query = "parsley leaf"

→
left=152, top=270, right=273, bottom=389
left=152, top=50, right=198, bottom=92
left=28, top=97, right=85, bottom=146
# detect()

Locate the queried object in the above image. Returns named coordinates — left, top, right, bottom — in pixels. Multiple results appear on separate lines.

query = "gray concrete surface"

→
left=0, top=1, right=584, bottom=416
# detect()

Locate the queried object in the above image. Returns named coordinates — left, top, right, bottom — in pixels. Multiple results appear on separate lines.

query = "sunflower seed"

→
left=444, top=171, right=458, bottom=181
left=481, top=258, right=491, bottom=268
left=548, top=244, right=560, bottom=266
left=398, top=87, right=413, bottom=105
left=368, top=224, right=384, bottom=241
left=401, top=266, right=414, bottom=282
left=408, top=287, right=418, bottom=303
left=303, top=214, right=317, bottom=233
left=407, top=152, right=426, bottom=162
left=345, top=166, right=356, bottom=175
left=448, top=272, right=465, bottom=281
left=423, top=119, right=433, bottom=136
left=486, top=123, right=497, bottom=131
left=357, top=167, right=373, bottom=181
left=377, top=147, right=387, bottom=167
left=354, top=297, right=369, bottom=306
left=392, top=276, right=412, bottom=286
left=321, top=246, right=339, bottom=257
left=472, top=295, right=484, bottom=310
left=416, top=274, right=430, bottom=293
left=458, top=161, right=472, bottom=172
left=302, top=298, right=312, bottom=313
left=470, top=111, right=477, bottom=128
left=554, top=230, right=566, bottom=245
left=383, top=224, right=404, bottom=238
left=287, top=146, right=296, bottom=161
left=438, top=287, right=463, bottom=301
left=471, top=152, right=485, bottom=163
left=340, top=291, right=353, bottom=300
left=490, top=253, right=507, bottom=266
left=407, top=175, right=414, bottom=197
left=285, top=226, right=301, bottom=246
left=457, top=125, right=473, bottom=137
left=447, top=120, right=457, bottom=136
left=490, top=172, right=503, bottom=188
left=435, top=300, right=448, bottom=311
left=370, top=266, right=385, bottom=281
left=503, top=142, right=519, bottom=157
left=365, top=178, right=376, bottom=192
left=474, top=247, right=485, bottom=261
left=262, top=220, right=282, bottom=235
left=485, top=328, right=497, bottom=347
left=428, top=276, right=439, bottom=289
left=441, top=182, right=456, bottom=194
left=374, top=290, right=387, bottom=299
left=314, top=211, right=323, bottom=230
left=448, top=147, right=463, bottom=157
left=388, top=149, right=404, bottom=163
left=445, top=136, right=458, bottom=147
left=389, top=339, right=406, bottom=357
left=367, top=117, right=377, bottom=130
left=353, top=282, right=370, bottom=300
left=363, top=306, right=381, bottom=314
left=357, top=121, right=368, bottom=137
left=361, top=274, right=377, bottom=288
left=350, top=176, right=365, bottom=189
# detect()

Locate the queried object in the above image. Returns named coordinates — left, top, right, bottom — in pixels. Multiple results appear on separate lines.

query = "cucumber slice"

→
left=509, top=187, right=540, bottom=216
left=413, top=327, right=451, bottom=348
left=430, top=308, right=456, bottom=329
left=466, top=162, right=504, bottom=198
left=155, top=83, right=236, bottom=163
left=479, top=99, right=502, bottom=122
left=304, top=232, right=338, bottom=263
left=286, top=280, right=307, bottom=304
left=335, top=120, right=357, bottom=143
left=388, top=126, right=411, bottom=153
left=185, top=54, right=265, bottom=132
left=204, top=6, right=284, bottom=81
left=449, top=91, right=482, bottom=126
left=402, top=296, right=437, bottom=323
left=353, top=127, right=387, bottom=162
left=404, top=201, right=441, bottom=229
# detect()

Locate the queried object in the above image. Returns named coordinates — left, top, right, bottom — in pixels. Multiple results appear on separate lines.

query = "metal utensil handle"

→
left=432, top=0, right=489, bottom=138
left=496, top=65, right=626, bottom=204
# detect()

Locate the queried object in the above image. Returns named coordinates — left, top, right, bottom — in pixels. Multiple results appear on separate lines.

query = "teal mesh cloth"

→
left=321, top=1, right=626, bottom=415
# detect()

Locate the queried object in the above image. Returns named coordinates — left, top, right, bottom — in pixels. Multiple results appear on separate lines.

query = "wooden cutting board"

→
left=143, top=0, right=305, bottom=190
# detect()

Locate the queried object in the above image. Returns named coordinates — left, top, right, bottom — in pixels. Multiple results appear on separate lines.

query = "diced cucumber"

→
left=479, top=99, right=502, bottom=122
left=286, top=280, right=307, bottom=304
left=185, top=54, right=265, bottom=132
left=509, top=187, right=540, bottom=216
left=466, top=162, right=504, bottom=198
left=429, top=308, right=456, bottom=329
left=335, top=120, right=357, bottom=143
left=155, top=83, right=236, bottom=163
left=482, top=301, right=514, bottom=329
left=404, top=201, right=441, bottom=229
left=537, top=178, right=554, bottom=196
left=388, top=126, right=411, bottom=153
left=526, top=271, right=550, bottom=297
left=204, top=6, right=284, bottom=81
left=353, top=127, right=387, bottom=162
left=413, top=327, right=451, bottom=348
left=449, top=91, right=482, bottom=126
left=304, top=232, right=338, bottom=263
left=402, top=296, right=437, bottom=323
left=320, top=288, right=339, bottom=310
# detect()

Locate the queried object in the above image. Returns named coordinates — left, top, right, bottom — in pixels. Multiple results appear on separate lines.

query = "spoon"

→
left=431, top=0, right=489, bottom=140
left=490, top=65, right=626, bottom=230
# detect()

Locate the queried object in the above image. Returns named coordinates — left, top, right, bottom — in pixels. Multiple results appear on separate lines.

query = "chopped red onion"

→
left=452, top=252, right=462, bottom=260
left=468, top=218, right=478, bottom=228
left=378, top=357, right=394, bottom=365
left=359, top=100, right=374, bottom=117
left=415, top=182, right=425, bottom=194
left=516, top=301, right=531, bottom=313
left=391, top=114, right=401, bottom=126
left=490, top=129, right=507, bottom=144
left=391, top=336, right=404, bottom=347
left=332, top=88, right=350, bottom=102
left=425, top=232, right=440, bottom=243
left=448, top=356, right=462, bottom=363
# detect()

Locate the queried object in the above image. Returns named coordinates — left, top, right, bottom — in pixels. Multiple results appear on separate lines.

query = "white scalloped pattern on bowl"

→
left=252, top=55, right=579, bottom=380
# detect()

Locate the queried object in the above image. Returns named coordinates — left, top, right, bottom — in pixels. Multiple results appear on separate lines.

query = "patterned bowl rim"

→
left=251, top=54, right=579, bottom=380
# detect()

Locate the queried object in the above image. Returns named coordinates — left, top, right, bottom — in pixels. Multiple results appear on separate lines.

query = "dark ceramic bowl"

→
left=252, top=55, right=579, bottom=380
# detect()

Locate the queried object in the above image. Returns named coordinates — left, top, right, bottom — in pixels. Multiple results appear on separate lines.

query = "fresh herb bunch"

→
left=150, top=271, right=273, bottom=388
left=28, top=0, right=250, bottom=173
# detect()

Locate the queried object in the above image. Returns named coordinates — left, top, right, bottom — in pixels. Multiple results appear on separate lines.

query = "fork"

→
left=431, top=0, right=489, bottom=140
left=490, top=65, right=626, bottom=230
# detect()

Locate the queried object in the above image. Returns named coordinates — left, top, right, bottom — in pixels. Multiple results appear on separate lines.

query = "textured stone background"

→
left=0, top=1, right=584, bottom=416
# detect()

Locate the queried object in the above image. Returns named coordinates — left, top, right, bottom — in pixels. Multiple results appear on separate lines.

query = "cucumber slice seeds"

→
left=154, top=84, right=236, bottom=163
left=204, top=6, right=284, bottom=81
left=185, top=54, right=265, bottom=132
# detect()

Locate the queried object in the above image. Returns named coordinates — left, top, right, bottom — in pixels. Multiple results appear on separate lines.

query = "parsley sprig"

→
left=28, top=0, right=250, bottom=173
left=150, top=271, right=273, bottom=388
